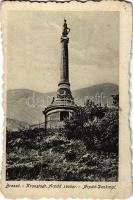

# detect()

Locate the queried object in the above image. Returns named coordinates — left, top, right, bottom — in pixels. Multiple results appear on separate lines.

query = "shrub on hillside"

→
left=64, top=95, right=119, bottom=153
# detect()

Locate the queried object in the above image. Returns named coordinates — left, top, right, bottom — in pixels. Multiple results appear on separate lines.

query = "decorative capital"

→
left=62, top=18, right=70, bottom=37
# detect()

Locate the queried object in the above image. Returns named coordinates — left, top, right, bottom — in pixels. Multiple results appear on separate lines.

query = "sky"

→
left=7, top=11, right=119, bottom=93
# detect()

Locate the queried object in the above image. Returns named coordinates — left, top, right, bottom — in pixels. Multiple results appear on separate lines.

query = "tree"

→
left=64, top=106, right=88, bottom=139
left=64, top=95, right=119, bottom=153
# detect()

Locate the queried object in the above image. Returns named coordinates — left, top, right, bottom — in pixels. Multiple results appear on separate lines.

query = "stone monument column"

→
left=59, top=22, right=69, bottom=84
left=58, top=19, right=72, bottom=99
left=43, top=19, right=76, bottom=130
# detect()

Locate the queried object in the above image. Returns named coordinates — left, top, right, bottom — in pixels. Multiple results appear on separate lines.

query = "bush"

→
left=64, top=96, right=119, bottom=153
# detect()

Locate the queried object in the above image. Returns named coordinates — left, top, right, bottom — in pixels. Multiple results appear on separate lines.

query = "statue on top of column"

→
left=62, top=19, right=70, bottom=37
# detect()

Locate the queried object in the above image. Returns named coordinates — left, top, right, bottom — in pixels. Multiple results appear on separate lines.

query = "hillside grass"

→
left=6, top=128, right=118, bottom=181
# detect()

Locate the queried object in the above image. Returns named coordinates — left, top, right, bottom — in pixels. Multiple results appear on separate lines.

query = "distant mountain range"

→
left=6, top=83, right=118, bottom=130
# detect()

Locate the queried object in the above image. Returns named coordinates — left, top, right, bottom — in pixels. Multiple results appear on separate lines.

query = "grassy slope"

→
left=6, top=128, right=118, bottom=181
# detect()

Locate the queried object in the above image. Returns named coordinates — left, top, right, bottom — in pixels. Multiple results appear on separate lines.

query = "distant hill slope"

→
left=7, top=118, right=29, bottom=132
left=73, top=83, right=118, bottom=99
left=6, top=83, right=118, bottom=125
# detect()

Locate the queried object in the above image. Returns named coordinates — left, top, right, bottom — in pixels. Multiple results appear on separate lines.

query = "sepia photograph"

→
left=1, top=1, right=132, bottom=199
left=6, top=10, right=119, bottom=182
